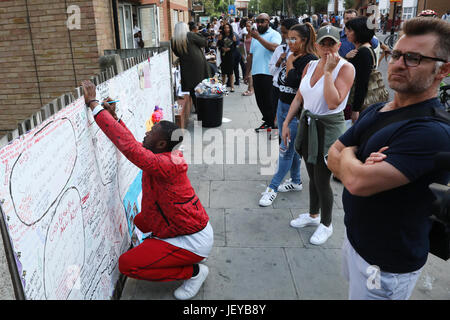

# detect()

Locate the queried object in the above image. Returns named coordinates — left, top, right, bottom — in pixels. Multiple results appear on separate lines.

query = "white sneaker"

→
left=174, top=264, right=209, bottom=300
left=310, top=223, right=333, bottom=245
left=290, top=213, right=320, bottom=228
left=259, top=187, right=277, bottom=207
left=278, top=178, right=303, bottom=192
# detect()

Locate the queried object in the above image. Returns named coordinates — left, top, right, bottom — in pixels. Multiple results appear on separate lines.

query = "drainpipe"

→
left=111, top=0, right=121, bottom=49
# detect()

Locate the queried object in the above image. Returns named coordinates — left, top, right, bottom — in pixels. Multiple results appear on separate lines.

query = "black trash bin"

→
left=195, top=94, right=223, bottom=127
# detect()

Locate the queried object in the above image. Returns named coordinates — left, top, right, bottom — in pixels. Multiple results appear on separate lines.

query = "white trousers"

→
left=342, top=235, right=422, bottom=300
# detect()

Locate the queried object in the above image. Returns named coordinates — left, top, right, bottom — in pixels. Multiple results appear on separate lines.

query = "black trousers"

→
left=233, top=50, right=246, bottom=84
left=190, top=89, right=197, bottom=112
left=253, top=74, right=275, bottom=127
left=271, top=86, right=280, bottom=127
left=299, top=119, right=333, bottom=227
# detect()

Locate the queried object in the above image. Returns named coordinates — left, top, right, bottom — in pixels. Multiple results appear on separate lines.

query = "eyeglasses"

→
left=286, top=38, right=298, bottom=44
left=255, top=19, right=267, bottom=24
left=388, top=50, right=447, bottom=67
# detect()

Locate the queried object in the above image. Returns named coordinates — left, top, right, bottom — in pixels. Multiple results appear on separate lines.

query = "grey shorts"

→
left=342, top=235, right=422, bottom=300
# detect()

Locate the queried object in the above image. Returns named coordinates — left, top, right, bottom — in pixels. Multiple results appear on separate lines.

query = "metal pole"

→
left=0, top=203, right=25, bottom=300
left=391, top=2, right=397, bottom=35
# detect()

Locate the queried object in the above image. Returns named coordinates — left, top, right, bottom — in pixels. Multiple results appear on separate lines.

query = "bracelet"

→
left=86, top=100, right=99, bottom=108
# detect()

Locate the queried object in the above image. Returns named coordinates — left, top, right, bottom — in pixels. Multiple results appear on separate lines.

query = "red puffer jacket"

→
left=95, top=110, right=209, bottom=239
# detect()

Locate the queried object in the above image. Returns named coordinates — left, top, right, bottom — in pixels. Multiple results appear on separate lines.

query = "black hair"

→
left=188, top=21, right=197, bottom=31
left=158, top=120, right=183, bottom=151
left=345, top=16, right=374, bottom=44
left=239, top=18, right=248, bottom=29
left=280, top=18, right=298, bottom=30
left=220, top=22, right=233, bottom=37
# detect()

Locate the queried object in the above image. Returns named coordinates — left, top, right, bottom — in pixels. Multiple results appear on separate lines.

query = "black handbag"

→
left=357, top=104, right=450, bottom=260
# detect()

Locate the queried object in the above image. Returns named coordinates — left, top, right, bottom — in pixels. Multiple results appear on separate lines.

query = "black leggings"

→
left=299, top=120, right=333, bottom=227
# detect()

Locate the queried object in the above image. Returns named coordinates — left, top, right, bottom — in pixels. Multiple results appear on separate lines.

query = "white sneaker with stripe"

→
left=259, top=187, right=277, bottom=207
left=278, top=178, right=303, bottom=192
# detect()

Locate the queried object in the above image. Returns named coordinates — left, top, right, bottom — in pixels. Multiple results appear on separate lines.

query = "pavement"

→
left=1, top=49, right=449, bottom=300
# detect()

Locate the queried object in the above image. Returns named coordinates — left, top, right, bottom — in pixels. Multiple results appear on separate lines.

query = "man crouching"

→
left=82, top=80, right=213, bottom=300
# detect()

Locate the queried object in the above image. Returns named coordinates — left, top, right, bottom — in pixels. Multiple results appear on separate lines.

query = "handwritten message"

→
left=0, top=52, right=173, bottom=300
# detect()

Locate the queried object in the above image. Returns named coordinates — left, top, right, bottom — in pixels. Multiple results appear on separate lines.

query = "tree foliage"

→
left=204, top=0, right=332, bottom=18
left=344, top=0, right=356, bottom=9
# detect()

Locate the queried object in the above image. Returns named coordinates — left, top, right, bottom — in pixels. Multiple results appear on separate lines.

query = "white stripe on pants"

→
left=342, top=235, right=422, bottom=300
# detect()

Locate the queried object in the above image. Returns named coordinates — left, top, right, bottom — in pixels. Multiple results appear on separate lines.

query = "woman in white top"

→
left=282, top=26, right=355, bottom=246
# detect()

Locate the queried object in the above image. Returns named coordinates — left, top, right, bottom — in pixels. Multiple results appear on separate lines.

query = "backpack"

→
left=348, top=46, right=389, bottom=112
left=358, top=104, right=450, bottom=260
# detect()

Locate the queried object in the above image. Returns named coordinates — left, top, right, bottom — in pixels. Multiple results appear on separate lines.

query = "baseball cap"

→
left=316, top=25, right=340, bottom=44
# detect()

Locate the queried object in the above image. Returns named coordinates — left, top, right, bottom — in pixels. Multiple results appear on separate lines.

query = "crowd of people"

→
left=81, top=10, right=449, bottom=302
left=166, top=11, right=449, bottom=300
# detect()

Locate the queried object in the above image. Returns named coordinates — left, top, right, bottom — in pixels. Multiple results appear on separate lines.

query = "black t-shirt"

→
left=278, top=53, right=318, bottom=104
left=339, top=98, right=450, bottom=273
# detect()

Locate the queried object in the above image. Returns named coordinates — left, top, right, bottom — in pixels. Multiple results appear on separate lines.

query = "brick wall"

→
left=0, top=0, right=116, bottom=135
left=92, top=0, right=116, bottom=56
left=0, top=0, right=42, bottom=134
left=416, top=0, right=448, bottom=17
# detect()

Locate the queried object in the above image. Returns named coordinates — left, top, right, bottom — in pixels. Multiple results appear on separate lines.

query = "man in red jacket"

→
left=82, top=80, right=213, bottom=300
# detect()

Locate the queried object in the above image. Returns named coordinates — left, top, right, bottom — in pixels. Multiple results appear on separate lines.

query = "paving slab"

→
left=285, top=247, right=348, bottom=300
left=224, top=208, right=305, bottom=248
left=187, top=164, right=224, bottom=181
left=203, top=247, right=298, bottom=300
left=209, top=180, right=269, bottom=209
left=224, top=164, right=269, bottom=181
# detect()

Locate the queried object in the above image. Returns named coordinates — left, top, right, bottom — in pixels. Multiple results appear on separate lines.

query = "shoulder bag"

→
left=348, top=47, right=389, bottom=112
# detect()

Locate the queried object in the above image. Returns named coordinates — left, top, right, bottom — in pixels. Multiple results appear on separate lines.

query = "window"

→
left=402, top=7, right=414, bottom=21
left=118, top=3, right=135, bottom=49
left=173, top=9, right=178, bottom=25
left=139, top=5, right=160, bottom=47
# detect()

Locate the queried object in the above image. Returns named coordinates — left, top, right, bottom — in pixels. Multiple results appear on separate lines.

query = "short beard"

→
left=390, top=76, right=435, bottom=94
left=389, top=63, right=441, bottom=94
left=257, top=25, right=268, bottom=34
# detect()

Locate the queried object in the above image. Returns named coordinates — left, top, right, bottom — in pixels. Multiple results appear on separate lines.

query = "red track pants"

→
left=118, top=238, right=204, bottom=282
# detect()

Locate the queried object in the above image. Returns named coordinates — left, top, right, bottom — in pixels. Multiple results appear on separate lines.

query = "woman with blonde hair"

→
left=171, top=22, right=212, bottom=128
